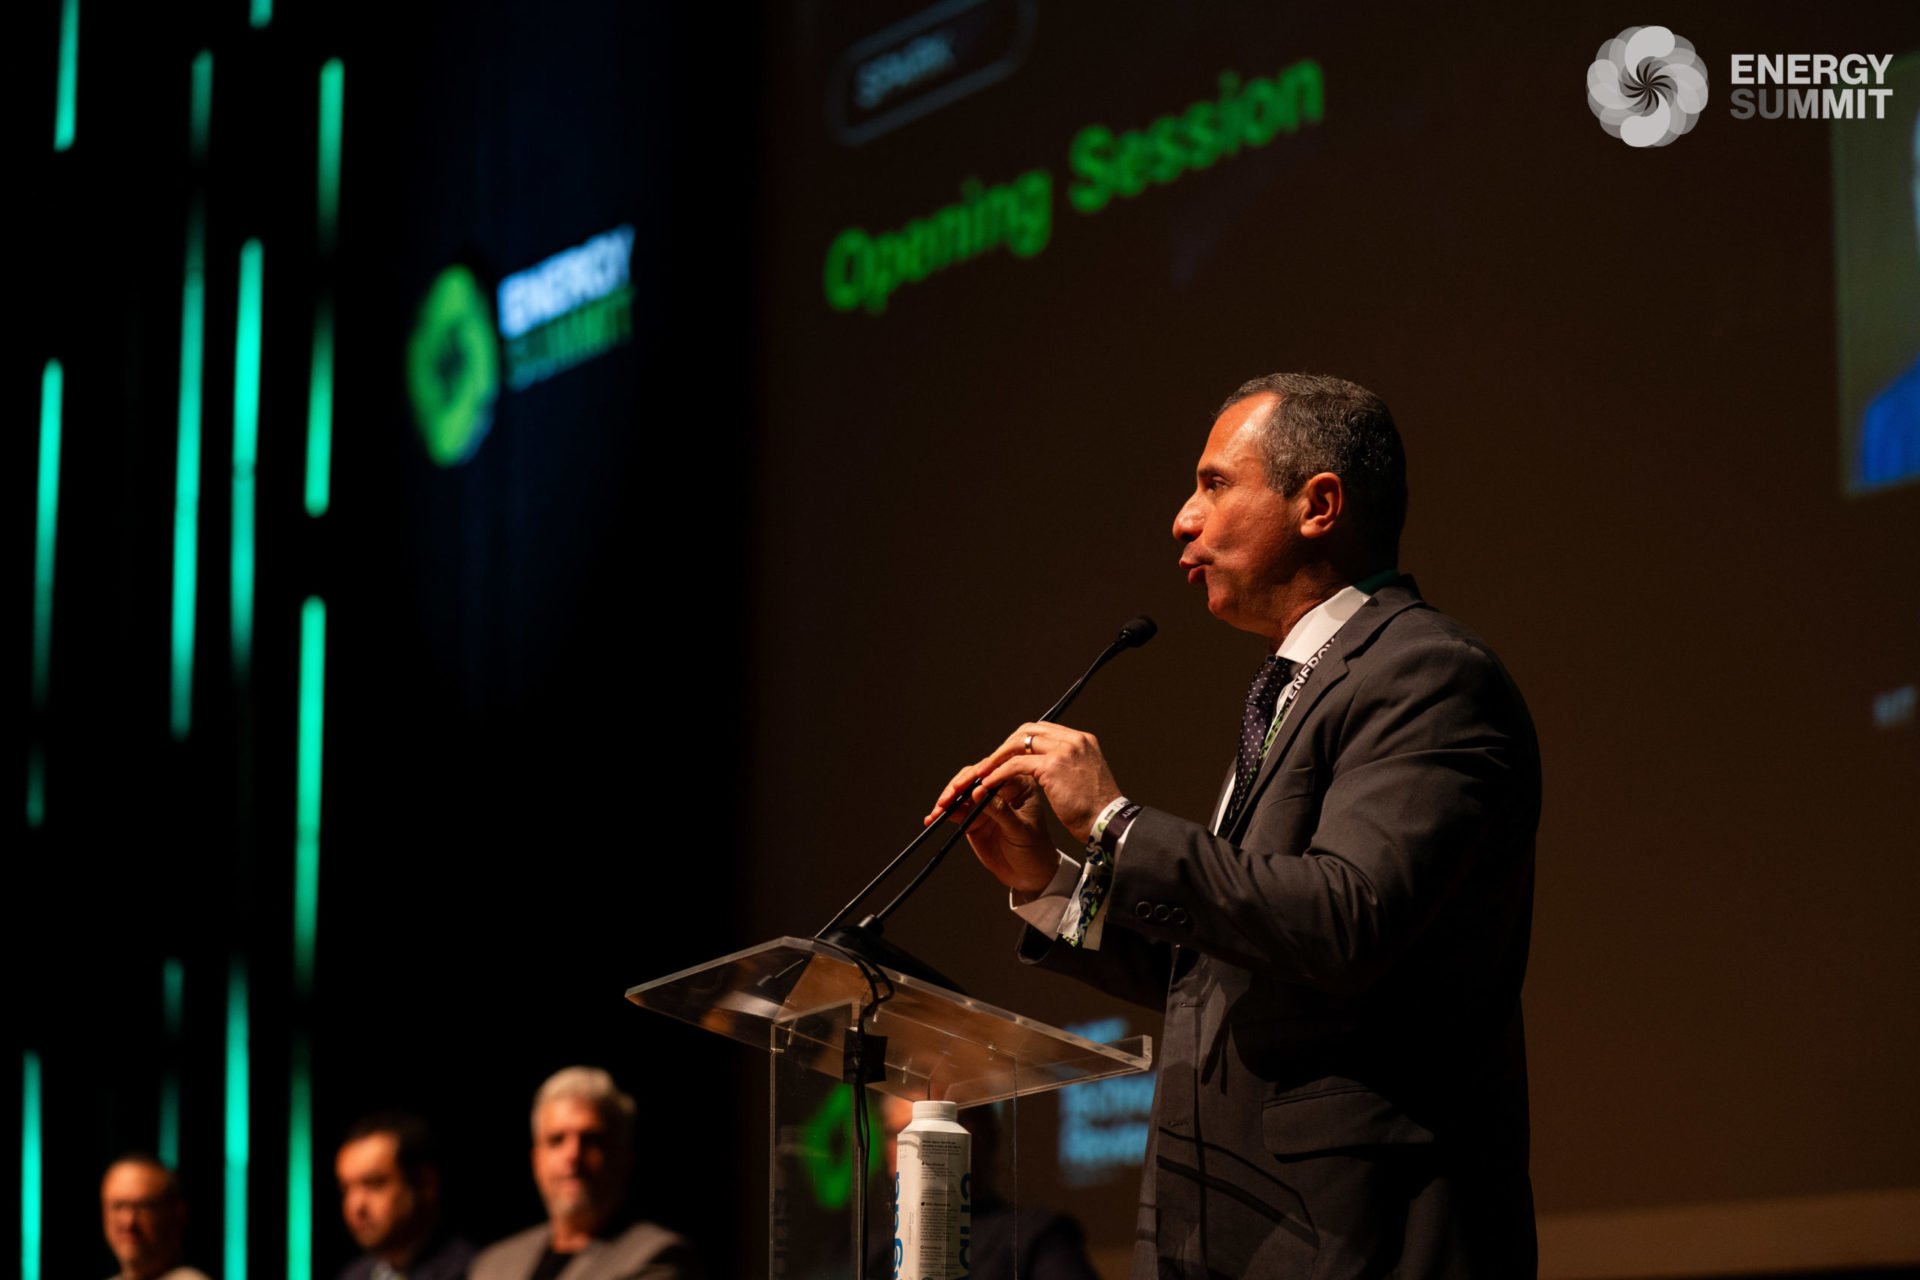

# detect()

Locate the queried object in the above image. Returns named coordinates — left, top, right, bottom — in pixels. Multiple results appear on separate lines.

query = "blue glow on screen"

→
left=1060, top=1018, right=1153, bottom=1187
left=496, top=225, right=633, bottom=339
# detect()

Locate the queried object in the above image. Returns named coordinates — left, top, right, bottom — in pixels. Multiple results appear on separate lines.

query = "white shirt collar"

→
left=1274, top=584, right=1372, bottom=664
left=1201, top=582, right=1380, bottom=834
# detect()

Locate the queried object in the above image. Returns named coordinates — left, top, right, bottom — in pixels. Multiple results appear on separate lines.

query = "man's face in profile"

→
left=1173, top=394, right=1307, bottom=638
left=532, top=1095, right=626, bottom=1230
left=336, top=1131, right=425, bottom=1255
left=101, top=1161, right=185, bottom=1278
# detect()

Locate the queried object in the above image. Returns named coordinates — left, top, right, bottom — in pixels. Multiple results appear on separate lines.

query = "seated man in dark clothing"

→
left=335, top=1111, right=473, bottom=1280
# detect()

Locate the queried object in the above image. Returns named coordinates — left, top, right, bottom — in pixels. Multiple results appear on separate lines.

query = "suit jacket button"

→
left=1152, top=904, right=1171, bottom=922
left=1135, top=901, right=1154, bottom=919
left=1171, top=907, right=1189, bottom=926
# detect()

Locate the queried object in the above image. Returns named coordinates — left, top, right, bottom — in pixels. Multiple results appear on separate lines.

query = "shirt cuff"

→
left=1008, top=851, right=1084, bottom=936
left=1062, top=796, right=1142, bottom=950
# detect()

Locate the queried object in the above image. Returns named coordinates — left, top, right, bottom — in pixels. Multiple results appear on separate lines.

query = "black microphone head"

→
left=1117, top=615, right=1158, bottom=648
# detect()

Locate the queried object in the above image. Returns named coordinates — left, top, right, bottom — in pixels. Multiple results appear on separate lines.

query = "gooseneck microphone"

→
left=1037, top=614, right=1156, bottom=723
left=815, top=615, right=1158, bottom=988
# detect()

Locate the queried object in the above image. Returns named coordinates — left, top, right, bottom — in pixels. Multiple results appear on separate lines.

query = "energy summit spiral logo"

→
left=1586, top=25, right=1710, bottom=147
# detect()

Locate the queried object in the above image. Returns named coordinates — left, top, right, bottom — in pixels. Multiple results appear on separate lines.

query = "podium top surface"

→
left=626, top=936, right=1151, bottom=1106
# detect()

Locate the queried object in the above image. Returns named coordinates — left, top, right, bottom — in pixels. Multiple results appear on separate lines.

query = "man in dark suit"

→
left=931, top=373, right=1539, bottom=1276
left=335, top=1112, right=474, bottom=1280
left=470, top=1067, right=697, bottom=1280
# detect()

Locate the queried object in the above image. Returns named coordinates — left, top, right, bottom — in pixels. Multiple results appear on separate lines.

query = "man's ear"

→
left=418, top=1165, right=442, bottom=1205
left=1297, top=471, right=1345, bottom=539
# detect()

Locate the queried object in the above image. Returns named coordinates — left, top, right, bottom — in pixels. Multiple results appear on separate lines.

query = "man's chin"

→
left=1203, top=589, right=1256, bottom=629
left=544, top=1193, right=596, bottom=1224
left=1205, top=598, right=1254, bottom=632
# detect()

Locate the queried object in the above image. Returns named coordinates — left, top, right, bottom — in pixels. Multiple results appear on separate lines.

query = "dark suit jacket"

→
left=468, top=1220, right=695, bottom=1280
left=336, top=1232, right=474, bottom=1280
left=1023, top=578, right=1539, bottom=1278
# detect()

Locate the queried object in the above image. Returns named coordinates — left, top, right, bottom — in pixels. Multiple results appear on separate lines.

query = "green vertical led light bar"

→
left=316, top=62, right=343, bottom=253
left=28, top=361, right=64, bottom=829
left=306, top=300, right=333, bottom=519
left=251, top=0, right=271, bottom=30
left=307, top=59, right=343, bottom=518
left=160, top=958, right=184, bottom=1166
left=21, top=1051, right=42, bottom=1280
left=174, top=50, right=212, bottom=740
left=293, top=597, right=325, bottom=991
left=54, top=0, right=77, bottom=150
left=286, top=1035, right=311, bottom=1280
left=232, top=240, right=263, bottom=679
left=287, top=596, right=326, bottom=1280
left=225, top=957, right=249, bottom=1280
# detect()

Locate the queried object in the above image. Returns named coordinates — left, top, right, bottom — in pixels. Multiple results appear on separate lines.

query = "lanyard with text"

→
left=1261, top=636, right=1337, bottom=758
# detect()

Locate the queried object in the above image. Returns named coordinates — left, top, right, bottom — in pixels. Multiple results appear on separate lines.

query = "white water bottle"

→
left=893, top=1099, right=971, bottom=1279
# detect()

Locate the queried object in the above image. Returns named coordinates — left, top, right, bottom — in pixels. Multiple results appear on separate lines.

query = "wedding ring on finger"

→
left=1023, top=733, right=1036, bottom=754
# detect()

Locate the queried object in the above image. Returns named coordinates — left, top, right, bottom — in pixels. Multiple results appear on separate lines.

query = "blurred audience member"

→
left=471, top=1066, right=697, bottom=1280
left=100, top=1155, right=209, bottom=1280
left=336, top=1111, right=474, bottom=1280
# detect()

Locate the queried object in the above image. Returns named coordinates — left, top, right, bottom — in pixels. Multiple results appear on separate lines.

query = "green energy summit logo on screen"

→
left=496, top=225, right=636, bottom=390
left=406, top=226, right=636, bottom=466
left=407, top=266, right=500, bottom=466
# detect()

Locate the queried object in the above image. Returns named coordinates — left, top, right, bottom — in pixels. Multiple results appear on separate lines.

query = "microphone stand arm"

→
left=814, top=626, right=1146, bottom=981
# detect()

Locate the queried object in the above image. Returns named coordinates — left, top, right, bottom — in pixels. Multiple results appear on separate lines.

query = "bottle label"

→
left=895, top=1128, right=971, bottom=1279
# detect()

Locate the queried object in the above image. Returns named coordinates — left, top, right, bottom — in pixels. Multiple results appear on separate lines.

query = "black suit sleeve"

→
left=1015, top=915, right=1175, bottom=1011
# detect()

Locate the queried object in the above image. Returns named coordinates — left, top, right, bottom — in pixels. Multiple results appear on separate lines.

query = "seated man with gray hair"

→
left=471, top=1067, right=696, bottom=1280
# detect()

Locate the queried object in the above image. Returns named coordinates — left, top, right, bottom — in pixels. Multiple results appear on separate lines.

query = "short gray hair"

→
left=1219, top=372, right=1408, bottom=565
left=529, top=1066, right=636, bottom=1145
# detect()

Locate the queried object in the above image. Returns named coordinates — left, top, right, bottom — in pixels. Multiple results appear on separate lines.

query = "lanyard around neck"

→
left=1262, top=635, right=1336, bottom=757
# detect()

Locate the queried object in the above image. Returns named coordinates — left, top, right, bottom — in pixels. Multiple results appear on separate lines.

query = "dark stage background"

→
left=7, top=2, right=1917, bottom=1279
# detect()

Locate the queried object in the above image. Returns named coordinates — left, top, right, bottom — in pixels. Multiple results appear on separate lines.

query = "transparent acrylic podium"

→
left=627, top=936, right=1152, bottom=1278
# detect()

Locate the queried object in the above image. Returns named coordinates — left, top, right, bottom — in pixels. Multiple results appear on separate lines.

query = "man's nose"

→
left=1172, top=496, right=1201, bottom=542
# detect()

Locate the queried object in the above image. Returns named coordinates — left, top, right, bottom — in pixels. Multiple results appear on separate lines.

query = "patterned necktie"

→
left=1223, top=653, right=1295, bottom=831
